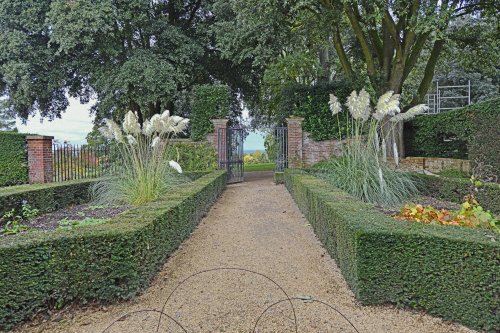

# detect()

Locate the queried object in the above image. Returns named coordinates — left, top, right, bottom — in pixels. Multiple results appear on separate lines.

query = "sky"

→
left=16, top=98, right=266, bottom=150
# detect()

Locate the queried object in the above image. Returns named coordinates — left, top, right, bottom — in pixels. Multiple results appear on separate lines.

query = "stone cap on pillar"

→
left=211, top=119, right=229, bottom=127
left=26, top=135, right=54, bottom=140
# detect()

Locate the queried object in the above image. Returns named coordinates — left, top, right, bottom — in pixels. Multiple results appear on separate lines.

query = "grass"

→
left=244, top=163, right=275, bottom=172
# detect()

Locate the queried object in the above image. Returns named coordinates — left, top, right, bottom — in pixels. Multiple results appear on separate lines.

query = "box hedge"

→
left=0, top=171, right=226, bottom=331
left=412, top=173, right=500, bottom=214
left=404, top=98, right=500, bottom=178
left=0, top=178, right=98, bottom=217
left=0, top=132, right=29, bottom=187
left=285, top=170, right=499, bottom=332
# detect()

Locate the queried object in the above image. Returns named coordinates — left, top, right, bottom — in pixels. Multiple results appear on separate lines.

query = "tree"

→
left=0, top=100, right=16, bottom=131
left=0, top=0, right=250, bottom=125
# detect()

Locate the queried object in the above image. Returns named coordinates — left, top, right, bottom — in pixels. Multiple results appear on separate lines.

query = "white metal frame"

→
left=424, top=80, right=471, bottom=114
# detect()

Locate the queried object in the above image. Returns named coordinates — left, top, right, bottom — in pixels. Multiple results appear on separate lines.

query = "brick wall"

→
left=302, top=131, right=344, bottom=166
left=387, top=156, right=471, bottom=173
left=26, top=136, right=54, bottom=184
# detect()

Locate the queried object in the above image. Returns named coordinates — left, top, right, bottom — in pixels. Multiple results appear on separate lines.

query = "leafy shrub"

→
left=285, top=170, right=499, bottom=331
left=405, top=98, right=500, bottom=177
left=0, top=171, right=226, bottom=331
left=437, top=168, right=470, bottom=179
left=168, top=141, right=217, bottom=171
left=279, top=81, right=363, bottom=140
left=191, top=84, right=231, bottom=141
left=0, top=132, right=29, bottom=186
left=0, top=202, right=39, bottom=235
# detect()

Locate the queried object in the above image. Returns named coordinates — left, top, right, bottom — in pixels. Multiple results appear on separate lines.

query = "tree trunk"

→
left=318, top=47, right=330, bottom=81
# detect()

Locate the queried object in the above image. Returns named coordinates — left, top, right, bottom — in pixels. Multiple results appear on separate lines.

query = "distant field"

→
left=244, top=163, right=275, bottom=172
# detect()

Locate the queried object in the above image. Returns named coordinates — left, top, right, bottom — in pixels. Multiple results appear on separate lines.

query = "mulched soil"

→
left=4, top=204, right=130, bottom=235
left=376, top=196, right=461, bottom=216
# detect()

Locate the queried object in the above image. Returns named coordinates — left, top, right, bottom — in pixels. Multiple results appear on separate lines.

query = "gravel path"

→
left=14, top=172, right=475, bottom=333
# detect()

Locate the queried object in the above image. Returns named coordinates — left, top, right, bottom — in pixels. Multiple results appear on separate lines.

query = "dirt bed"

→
left=12, top=172, right=476, bottom=333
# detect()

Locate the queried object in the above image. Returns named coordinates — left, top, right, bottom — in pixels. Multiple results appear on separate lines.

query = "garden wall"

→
left=0, top=132, right=29, bottom=187
left=285, top=170, right=499, bottom=332
left=386, top=157, right=471, bottom=174
left=0, top=171, right=227, bottom=331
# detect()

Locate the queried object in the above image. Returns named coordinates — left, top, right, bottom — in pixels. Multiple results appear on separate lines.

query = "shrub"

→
left=0, top=132, right=29, bottom=187
left=404, top=98, right=500, bottom=177
left=412, top=173, right=500, bottom=214
left=0, top=171, right=226, bottom=331
left=285, top=170, right=499, bottom=332
left=0, top=179, right=97, bottom=217
left=168, top=141, right=217, bottom=171
left=191, top=84, right=231, bottom=141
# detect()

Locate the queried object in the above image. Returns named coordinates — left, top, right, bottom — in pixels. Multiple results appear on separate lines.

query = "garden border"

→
left=0, top=170, right=227, bottom=331
left=284, top=169, right=499, bottom=332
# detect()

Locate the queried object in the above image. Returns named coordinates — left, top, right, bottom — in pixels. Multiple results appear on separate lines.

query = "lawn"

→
left=244, top=163, right=275, bottom=172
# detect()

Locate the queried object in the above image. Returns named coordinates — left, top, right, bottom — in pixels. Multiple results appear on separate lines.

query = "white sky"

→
left=16, top=98, right=266, bottom=149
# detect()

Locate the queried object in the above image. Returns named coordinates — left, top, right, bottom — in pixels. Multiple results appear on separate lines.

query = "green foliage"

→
left=405, top=98, right=500, bottom=178
left=285, top=170, right=499, bottom=332
left=279, top=81, right=362, bottom=141
left=411, top=173, right=500, bottom=214
left=0, top=179, right=97, bottom=217
left=168, top=141, right=217, bottom=172
left=437, top=169, right=470, bottom=179
left=0, top=171, right=226, bottom=331
left=0, top=202, right=38, bottom=235
left=191, top=84, right=231, bottom=141
left=244, top=163, right=275, bottom=172
left=57, top=217, right=108, bottom=230
left=0, top=132, right=28, bottom=186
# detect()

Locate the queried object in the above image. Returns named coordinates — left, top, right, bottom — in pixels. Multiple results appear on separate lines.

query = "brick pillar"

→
left=286, top=117, right=304, bottom=168
left=27, top=135, right=54, bottom=184
left=211, top=119, right=228, bottom=168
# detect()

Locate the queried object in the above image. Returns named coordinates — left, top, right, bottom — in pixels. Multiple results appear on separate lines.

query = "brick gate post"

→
left=26, top=135, right=54, bottom=184
left=211, top=119, right=229, bottom=167
left=286, top=117, right=304, bottom=168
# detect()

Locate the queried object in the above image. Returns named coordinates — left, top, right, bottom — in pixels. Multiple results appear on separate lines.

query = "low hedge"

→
left=0, top=178, right=98, bottom=217
left=412, top=173, right=500, bottom=214
left=285, top=170, right=499, bottom=332
left=0, top=132, right=29, bottom=187
left=0, top=171, right=227, bottom=331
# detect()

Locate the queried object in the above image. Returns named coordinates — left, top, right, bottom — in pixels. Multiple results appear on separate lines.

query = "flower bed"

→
left=0, top=170, right=226, bottom=331
left=284, top=169, right=499, bottom=332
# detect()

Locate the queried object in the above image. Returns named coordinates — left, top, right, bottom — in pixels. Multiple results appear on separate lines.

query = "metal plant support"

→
left=425, top=80, right=471, bottom=114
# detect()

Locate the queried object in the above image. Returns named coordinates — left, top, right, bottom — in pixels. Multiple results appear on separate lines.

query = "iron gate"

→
left=218, top=127, right=244, bottom=183
left=274, top=127, right=288, bottom=172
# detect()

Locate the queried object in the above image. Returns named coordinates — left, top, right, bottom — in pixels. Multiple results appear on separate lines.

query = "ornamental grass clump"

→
left=92, top=110, right=189, bottom=206
left=317, top=89, right=428, bottom=206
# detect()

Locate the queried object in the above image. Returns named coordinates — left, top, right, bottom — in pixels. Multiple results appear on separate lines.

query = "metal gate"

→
left=274, top=127, right=288, bottom=172
left=218, top=127, right=244, bottom=183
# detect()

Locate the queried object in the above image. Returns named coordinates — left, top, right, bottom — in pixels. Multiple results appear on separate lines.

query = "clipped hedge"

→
left=0, top=179, right=97, bottom=217
left=168, top=140, right=218, bottom=171
left=285, top=170, right=499, bottom=332
left=0, top=171, right=227, bottom=331
left=191, top=84, right=231, bottom=141
left=0, top=132, right=29, bottom=187
left=412, top=173, right=500, bottom=214
left=405, top=98, right=500, bottom=177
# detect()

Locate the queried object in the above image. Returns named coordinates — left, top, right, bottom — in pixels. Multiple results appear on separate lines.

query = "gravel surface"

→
left=13, top=172, right=476, bottom=333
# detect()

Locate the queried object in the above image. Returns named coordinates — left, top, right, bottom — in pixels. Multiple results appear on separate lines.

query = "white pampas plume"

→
left=150, top=114, right=163, bottom=133
left=142, top=120, right=153, bottom=136
left=127, top=135, right=137, bottom=145
left=105, top=119, right=123, bottom=142
left=99, top=125, right=114, bottom=140
left=173, top=118, right=190, bottom=133
left=160, top=109, right=170, bottom=120
left=151, top=136, right=161, bottom=148
left=374, top=91, right=400, bottom=120
left=390, top=104, right=429, bottom=122
left=122, top=111, right=141, bottom=135
left=346, top=89, right=371, bottom=121
left=393, top=142, right=399, bottom=166
left=169, top=160, right=182, bottom=173
left=328, top=94, right=342, bottom=115
left=374, top=130, right=380, bottom=151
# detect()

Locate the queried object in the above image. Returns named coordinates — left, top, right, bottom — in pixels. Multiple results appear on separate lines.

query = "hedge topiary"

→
left=411, top=173, right=500, bottom=214
left=0, top=132, right=29, bottom=187
left=168, top=140, right=218, bottom=171
left=404, top=98, right=500, bottom=177
left=285, top=170, right=499, bottom=332
left=0, top=170, right=227, bottom=331
left=279, top=80, right=363, bottom=141
left=191, top=84, right=231, bottom=141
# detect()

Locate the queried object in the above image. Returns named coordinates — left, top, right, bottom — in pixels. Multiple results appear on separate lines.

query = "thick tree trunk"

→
left=318, top=47, right=330, bottom=81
